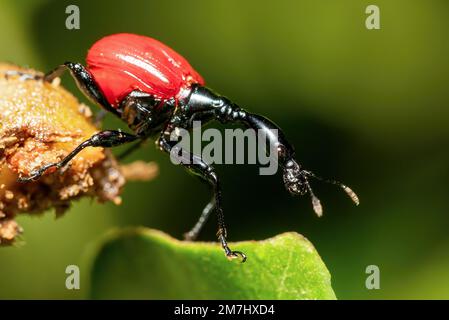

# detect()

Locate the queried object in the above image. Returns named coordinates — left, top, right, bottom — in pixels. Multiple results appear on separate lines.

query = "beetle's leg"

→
left=44, top=62, right=120, bottom=117
left=157, top=130, right=246, bottom=262
left=18, top=130, right=138, bottom=182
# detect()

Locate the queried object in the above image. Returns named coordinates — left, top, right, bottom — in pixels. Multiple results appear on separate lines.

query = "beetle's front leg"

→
left=157, top=130, right=246, bottom=262
left=18, top=130, right=138, bottom=182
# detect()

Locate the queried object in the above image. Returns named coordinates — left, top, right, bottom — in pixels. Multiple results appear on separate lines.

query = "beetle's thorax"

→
left=186, top=86, right=220, bottom=109
left=186, top=86, right=246, bottom=124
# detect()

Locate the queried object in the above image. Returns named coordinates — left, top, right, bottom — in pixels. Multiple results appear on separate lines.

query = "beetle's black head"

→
left=283, top=160, right=359, bottom=217
left=283, top=160, right=313, bottom=196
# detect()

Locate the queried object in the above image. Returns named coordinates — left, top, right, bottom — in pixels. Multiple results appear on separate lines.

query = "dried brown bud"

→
left=0, top=64, right=156, bottom=244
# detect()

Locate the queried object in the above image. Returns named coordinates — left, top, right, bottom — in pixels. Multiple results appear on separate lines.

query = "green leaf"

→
left=89, top=228, right=336, bottom=299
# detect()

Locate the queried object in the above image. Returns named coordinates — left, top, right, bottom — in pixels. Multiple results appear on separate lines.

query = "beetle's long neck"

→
left=187, top=86, right=296, bottom=168
left=225, top=107, right=296, bottom=168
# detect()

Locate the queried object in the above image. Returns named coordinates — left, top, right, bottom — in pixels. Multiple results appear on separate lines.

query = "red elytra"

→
left=86, top=33, right=205, bottom=107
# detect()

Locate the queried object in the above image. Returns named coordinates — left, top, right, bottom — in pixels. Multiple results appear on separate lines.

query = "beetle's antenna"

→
left=305, top=179, right=323, bottom=217
left=305, top=171, right=359, bottom=206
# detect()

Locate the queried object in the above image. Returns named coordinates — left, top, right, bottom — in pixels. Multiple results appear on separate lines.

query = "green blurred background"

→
left=1, top=0, right=449, bottom=299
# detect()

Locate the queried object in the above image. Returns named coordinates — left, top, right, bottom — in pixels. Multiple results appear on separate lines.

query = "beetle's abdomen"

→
left=86, top=33, right=204, bottom=107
